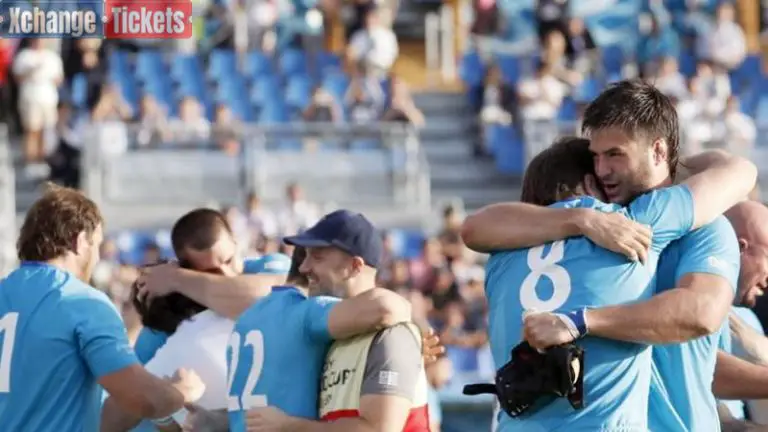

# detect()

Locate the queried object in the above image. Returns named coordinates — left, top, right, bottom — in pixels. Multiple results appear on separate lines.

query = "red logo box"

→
left=103, top=0, right=193, bottom=39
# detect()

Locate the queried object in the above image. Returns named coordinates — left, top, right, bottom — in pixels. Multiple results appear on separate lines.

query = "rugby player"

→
left=461, top=80, right=759, bottom=431
left=0, top=185, right=204, bottom=431
left=244, top=209, right=430, bottom=431
left=473, top=135, right=754, bottom=431
left=101, top=208, right=291, bottom=431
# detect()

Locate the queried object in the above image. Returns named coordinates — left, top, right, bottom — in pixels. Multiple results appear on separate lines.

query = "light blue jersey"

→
left=227, top=286, right=339, bottom=431
left=487, top=185, right=695, bottom=432
left=0, top=262, right=138, bottom=431
left=719, top=307, right=764, bottom=420
left=648, top=216, right=740, bottom=432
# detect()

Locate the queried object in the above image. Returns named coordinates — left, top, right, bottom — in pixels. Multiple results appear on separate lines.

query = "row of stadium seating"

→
left=70, top=49, right=369, bottom=123
left=110, top=227, right=428, bottom=266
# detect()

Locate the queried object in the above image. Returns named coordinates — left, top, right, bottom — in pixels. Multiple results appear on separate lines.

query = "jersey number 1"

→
left=520, top=240, right=571, bottom=311
left=0, top=312, right=19, bottom=393
left=226, top=330, right=267, bottom=411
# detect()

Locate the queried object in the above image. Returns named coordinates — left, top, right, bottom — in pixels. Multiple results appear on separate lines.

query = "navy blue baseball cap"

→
left=283, top=210, right=383, bottom=269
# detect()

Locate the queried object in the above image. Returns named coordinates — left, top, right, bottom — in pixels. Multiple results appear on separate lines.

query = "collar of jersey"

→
left=272, top=285, right=299, bottom=292
left=20, top=261, right=56, bottom=269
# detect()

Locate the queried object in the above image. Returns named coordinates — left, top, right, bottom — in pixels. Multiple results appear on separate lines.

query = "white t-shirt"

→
left=12, top=48, right=63, bottom=106
left=145, top=310, right=234, bottom=410
left=349, top=27, right=399, bottom=72
left=517, top=75, right=567, bottom=120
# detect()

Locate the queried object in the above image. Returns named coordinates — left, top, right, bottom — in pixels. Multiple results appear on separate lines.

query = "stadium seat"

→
left=322, top=72, right=349, bottom=101
left=251, top=75, right=282, bottom=107
left=135, top=50, right=164, bottom=82
left=243, top=51, right=273, bottom=79
left=285, top=75, right=313, bottom=110
left=208, top=49, right=238, bottom=80
left=279, top=49, right=307, bottom=77
left=70, top=73, right=88, bottom=108
left=493, top=126, right=524, bottom=175
left=459, top=51, right=484, bottom=88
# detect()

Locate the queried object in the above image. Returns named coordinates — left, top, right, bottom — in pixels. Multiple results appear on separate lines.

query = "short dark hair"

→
left=171, top=208, right=232, bottom=264
left=17, top=183, right=103, bottom=262
left=520, top=137, right=595, bottom=206
left=581, top=79, right=680, bottom=178
left=134, top=208, right=232, bottom=334
left=288, top=246, right=308, bottom=287
left=131, top=261, right=208, bottom=334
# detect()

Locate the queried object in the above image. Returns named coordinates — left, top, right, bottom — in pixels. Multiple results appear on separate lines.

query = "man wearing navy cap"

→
left=244, top=210, right=431, bottom=431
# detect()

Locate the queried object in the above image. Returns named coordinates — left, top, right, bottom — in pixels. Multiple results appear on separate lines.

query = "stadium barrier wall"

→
left=80, top=121, right=431, bottom=229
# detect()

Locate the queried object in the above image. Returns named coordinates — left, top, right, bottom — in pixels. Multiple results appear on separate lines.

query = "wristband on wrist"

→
left=558, top=308, right=589, bottom=339
left=152, top=407, right=188, bottom=427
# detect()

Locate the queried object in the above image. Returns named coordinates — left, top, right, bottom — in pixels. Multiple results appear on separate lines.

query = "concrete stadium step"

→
left=420, top=139, right=475, bottom=163
left=419, top=118, right=474, bottom=140
left=413, top=92, right=470, bottom=114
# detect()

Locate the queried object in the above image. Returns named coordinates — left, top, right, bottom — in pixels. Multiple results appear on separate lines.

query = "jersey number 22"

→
left=0, top=312, right=19, bottom=393
left=520, top=240, right=571, bottom=312
left=227, top=330, right=267, bottom=411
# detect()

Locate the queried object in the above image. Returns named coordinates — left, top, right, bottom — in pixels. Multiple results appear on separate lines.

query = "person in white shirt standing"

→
left=12, top=38, right=63, bottom=178
left=698, top=2, right=747, bottom=71
left=347, top=7, right=399, bottom=77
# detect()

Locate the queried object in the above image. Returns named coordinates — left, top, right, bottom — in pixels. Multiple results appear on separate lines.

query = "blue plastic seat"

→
left=279, top=49, right=307, bottom=77
left=208, top=49, right=237, bottom=80
left=243, top=51, right=273, bottom=79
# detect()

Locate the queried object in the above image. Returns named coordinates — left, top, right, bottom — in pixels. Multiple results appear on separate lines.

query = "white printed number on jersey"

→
left=227, top=330, right=267, bottom=411
left=520, top=240, right=571, bottom=311
left=0, top=312, right=19, bottom=393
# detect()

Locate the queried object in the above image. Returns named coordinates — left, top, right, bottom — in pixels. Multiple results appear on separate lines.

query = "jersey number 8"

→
left=226, top=330, right=268, bottom=411
left=520, top=240, right=571, bottom=312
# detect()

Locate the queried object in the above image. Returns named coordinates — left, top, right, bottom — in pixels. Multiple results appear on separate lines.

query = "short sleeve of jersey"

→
left=66, top=291, right=139, bottom=378
left=133, top=327, right=169, bottom=364
left=627, top=184, right=694, bottom=252
left=302, top=295, right=340, bottom=343
left=673, top=216, right=740, bottom=291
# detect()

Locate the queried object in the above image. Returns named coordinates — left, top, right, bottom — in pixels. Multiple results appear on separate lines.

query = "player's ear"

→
left=351, top=256, right=365, bottom=276
left=75, top=230, right=90, bottom=256
left=738, top=238, right=749, bottom=253
left=652, top=137, right=668, bottom=167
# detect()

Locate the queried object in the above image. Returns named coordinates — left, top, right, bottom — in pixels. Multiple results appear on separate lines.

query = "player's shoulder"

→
left=372, top=323, right=420, bottom=347
left=680, top=215, right=737, bottom=247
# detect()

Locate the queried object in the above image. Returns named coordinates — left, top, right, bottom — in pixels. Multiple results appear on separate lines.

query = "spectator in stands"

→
left=653, top=56, right=688, bottom=101
left=516, top=60, right=567, bottom=121
left=698, top=1, right=747, bottom=71
left=142, top=242, right=163, bottom=265
left=212, top=104, right=241, bottom=155
left=169, top=96, right=211, bottom=144
left=692, top=60, right=731, bottom=116
left=245, top=0, right=279, bottom=54
left=637, top=13, right=681, bottom=76
left=384, top=259, right=412, bottom=291
left=438, top=205, right=465, bottom=261
left=277, top=182, right=319, bottom=236
left=677, top=77, right=713, bottom=155
left=244, top=191, right=278, bottom=243
left=347, top=7, right=399, bottom=77
left=91, top=84, right=133, bottom=122
left=346, top=72, right=386, bottom=113
left=535, top=0, right=568, bottom=43
left=135, top=94, right=170, bottom=147
left=541, top=30, right=582, bottom=87
left=381, top=76, right=425, bottom=126
left=347, top=79, right=382, bottom=124
left=564, top=16, right=597, bottom=75
left=470, top=0, right=500, bottom=41
left=721, top=95, right=757, bottom=155
left=222, top=205, right=252, bottom=256
left=47, top=102, right=83, bottom=188
left=302, top=86, right=343, bottom=123
left=65, top=39, right=109, bottom=109
left=478, top=64, right=514, bottom=127
left=410, top=237, right=446, bottom=292
left=12, top=38, right=64, bottom=178
left=346, top=0, right=377, bottom=40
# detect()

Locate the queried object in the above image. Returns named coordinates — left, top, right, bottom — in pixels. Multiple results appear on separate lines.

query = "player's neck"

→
left=346, top=274, right=377, bottom=298
left=44, top=256, right=84, bottom=281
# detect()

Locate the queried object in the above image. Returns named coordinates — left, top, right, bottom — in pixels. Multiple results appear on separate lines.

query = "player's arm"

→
left=585, top=218, right=738, bottom=343
left=141, top=264, right=285, bottom=319
left=713, top=350, right=768, bottom=400
left=461, top=150, right=756, bottom=253
left=261, top=325, right=421, bottom=432
left=325, top=288, right=412, bottom=340
left=69, top=294, right=196, bottom=428
left=677, top=149, right=757, bottom=229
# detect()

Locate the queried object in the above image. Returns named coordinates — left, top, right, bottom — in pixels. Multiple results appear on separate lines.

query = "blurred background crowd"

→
left=2, top=0, right=768, bottom=430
